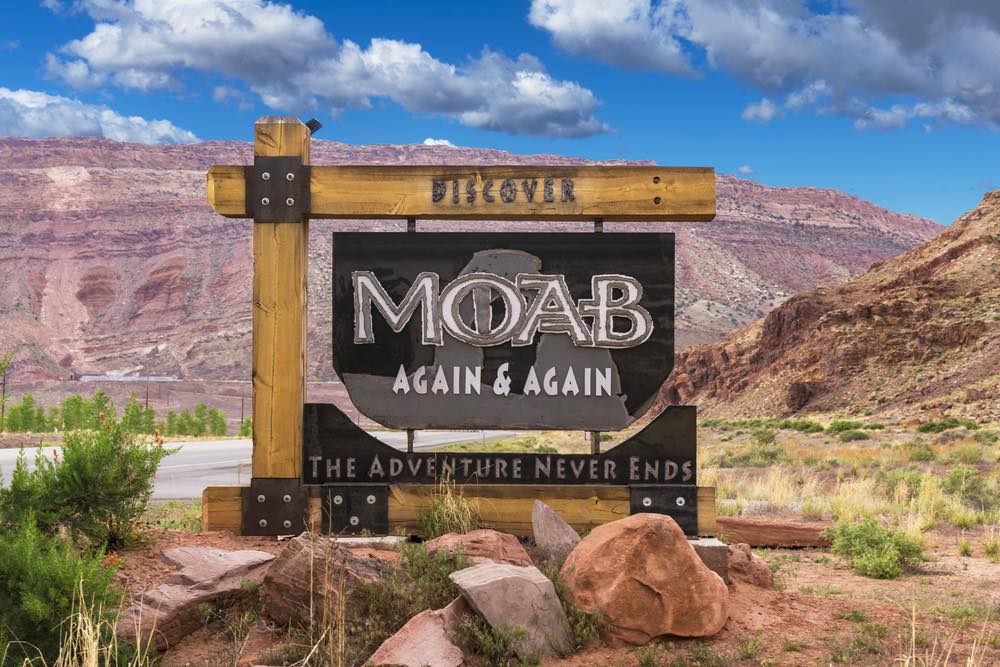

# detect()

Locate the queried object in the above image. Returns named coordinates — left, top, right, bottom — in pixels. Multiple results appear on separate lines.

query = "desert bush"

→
left=827, top=420, right=864, bottom=434
left=952, top=444, right=984, bottom=464
left=942, top=465, right=996, bottom=509
left=417, top=476, right=481, bottom=538
left=828, top=518, right=924, bottom=579
left=973, top=430, right=998, bottom=445
left=838, top=429, right=870, bottom=442
left=716, top=442, right=788, bottom=468
left=0, top=519, right=122, bottom=664
left=905, top=442, right=936, bottom=462
left=542, top=566, right=602, bottom=653
left=238, top=418, right=253, bottom=437
left=863, top=423, right=886, bottom=430
left=454, top=615, right=526, bottom=667
left=917, top=417, right=978, bottom=433
left=0, top=417, right=175, bottom=549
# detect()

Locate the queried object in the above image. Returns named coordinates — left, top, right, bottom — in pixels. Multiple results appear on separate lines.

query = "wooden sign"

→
left=200, top=116, right=718, bottom=539
left=208, top=165, right=715, bottom=221
left=333, top=233, right=675, bottom=430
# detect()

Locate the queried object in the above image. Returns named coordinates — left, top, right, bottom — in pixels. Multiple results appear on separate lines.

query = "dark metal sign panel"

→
left=332, top=233, right=674, bottom=431
left=302, top=403, right=696, bottom=487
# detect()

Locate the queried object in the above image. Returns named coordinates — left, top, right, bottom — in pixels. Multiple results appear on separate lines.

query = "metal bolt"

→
left=653, top=196, right=662, bottom=205
left=283, top=519, right=292, bottom=529
left=652, top=176, right=661, bottom=184
left=261, top=197, right=270, bottom=206
left=261, top=172, right=270, bottom=181
left=286, top=172, right=295, bottom=181
left=642, top=496, right=652, bottom=508
left=285, top=197, right=295, bottom=206
left=366, top=495, right=376, bottom=505
left=283, top=494, right=292, bottom=503
left=259, top=519, right=268, bottom=528
left=333, top=495, right=343, bottom=505
left=676, top=497, right=686, bottom=507
left=257, top=494, right=266, bottom=503
left=349, top=516, right=360, bottom=526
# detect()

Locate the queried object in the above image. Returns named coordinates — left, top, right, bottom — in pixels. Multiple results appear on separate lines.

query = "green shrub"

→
left=751, top=427, right=776, bottom=445
left=838, top=430, right=870, bottom=442
left=779, top=419, right=825, bottom=433
left=828, top=518, right=924, bottom=579
left=544, top=566, right=602, bottom=653
left=885, top=469, right=923, bottom=498
left=906, top=442, right=936, bottom=462
left=417, top=477, right=481, bottom=539
left=454, top=615, right=526, bottom=667
left=973, top=430, right=998, bottom=445
left=0, top=519, right=122, bottom=664
left=917, top=417, right=979, bottom=433
left=953, top=445, right=984, bottom=464
left=942, top=466, right=996, bottom=509
left=0, top=417, right=176, bottom=549
left=827, top=420, right=864, bottom=434
left=863, top=423, right=886, bottom=430
left=716, top=442, right=789, bottom=467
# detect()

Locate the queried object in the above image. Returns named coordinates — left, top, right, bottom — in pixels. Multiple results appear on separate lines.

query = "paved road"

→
left=0, top=430, right=517, bottom=499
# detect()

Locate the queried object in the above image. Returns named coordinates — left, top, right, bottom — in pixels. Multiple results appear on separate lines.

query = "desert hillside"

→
left=0, top=137, right=940, bottom=384
left=662, top=190, right=1000, bottom=421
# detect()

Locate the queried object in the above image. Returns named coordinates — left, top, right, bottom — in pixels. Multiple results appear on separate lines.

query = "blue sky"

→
left=2, top=1, right=999, bottom=224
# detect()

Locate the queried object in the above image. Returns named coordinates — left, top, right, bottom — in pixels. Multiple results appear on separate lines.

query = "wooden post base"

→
left=201, top=483, right=716, bottom=537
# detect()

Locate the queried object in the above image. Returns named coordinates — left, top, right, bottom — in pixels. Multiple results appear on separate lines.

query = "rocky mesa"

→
left=0, top=137, right=940, bottom=385
left=662, top=190, right=1000, bottom=421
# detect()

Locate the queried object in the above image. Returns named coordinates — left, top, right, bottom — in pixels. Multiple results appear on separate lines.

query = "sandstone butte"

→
left=0, top=137, right=939, bottom=388
left=660, top=189, right=1000, bottom=422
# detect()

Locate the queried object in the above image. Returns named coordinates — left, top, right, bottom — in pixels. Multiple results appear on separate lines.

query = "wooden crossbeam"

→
left=207, top=165, right=715, bottom=221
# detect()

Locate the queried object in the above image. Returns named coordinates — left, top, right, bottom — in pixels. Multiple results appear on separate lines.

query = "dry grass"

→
left=417, top=474, right=482, bottom=538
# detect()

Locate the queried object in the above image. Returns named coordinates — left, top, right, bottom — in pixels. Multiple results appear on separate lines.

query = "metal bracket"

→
left=629, top=484, right=698, bottom=535
left=242, top=478, right=307, bottom=536
left=321, top=485, right=389, bottom=535
left=245, top=156, right=310, bottom=223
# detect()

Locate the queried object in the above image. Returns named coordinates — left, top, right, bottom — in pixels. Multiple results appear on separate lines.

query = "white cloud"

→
left=741, top=99, right=782, bottom=123
left=0, top=87, right=198, bottom=143
left=530, top=0, right=1000, bottom=130
left=423, top=137, right=456, bottom=147
left=47, top=0, right=608, bottom=138
left=737, top=165, right=754, bottom=175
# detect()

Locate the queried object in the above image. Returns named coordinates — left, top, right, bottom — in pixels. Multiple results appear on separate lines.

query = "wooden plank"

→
left=208, top=165, right=715, bottom=221
left=201, top=485, right=245, bottom=532
left=252, top=116, right=310, bottom=479
left=388, top=484, right=716, bottom=537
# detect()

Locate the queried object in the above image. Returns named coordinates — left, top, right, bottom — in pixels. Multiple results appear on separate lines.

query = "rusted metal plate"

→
left=332, top=233, right=674, bottom=431
left=245, top=156, right=310, bottom=223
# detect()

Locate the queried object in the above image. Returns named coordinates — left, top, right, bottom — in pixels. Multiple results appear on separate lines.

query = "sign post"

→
left=203, top=115, right=717, bottom=538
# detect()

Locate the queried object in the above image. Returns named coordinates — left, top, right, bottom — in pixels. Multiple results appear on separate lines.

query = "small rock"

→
left=559, top=513, right=728, bottom=645
left=531, top=500, right=580, bottom=564
left=368, top=608, right=464, bottom=667
left=728, top=543, right=773, bottom=588
left=261, top=533, right=388, bottom=626
left=449, top=563, right=570, bottom=659
left=425, top=529, right=532, bottom=567
left=690, top=537, right=730, bottom=584
left=117, top=548, right=274, bottom=651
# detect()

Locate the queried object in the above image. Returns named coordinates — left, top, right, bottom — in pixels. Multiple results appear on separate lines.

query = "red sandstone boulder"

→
left=368, top=607, right=464, bottom=667
left=261, top=533, right=388, bottom=626
left=727, top=543, right=773, bottom=588
left=716, top=517, right=832, bottom=548
left=425, top=529, right=532, bottom=567
left=559, top=513, right=728, bottom=645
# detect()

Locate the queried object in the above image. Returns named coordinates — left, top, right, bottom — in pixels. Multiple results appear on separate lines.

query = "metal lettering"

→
left=500, top=178, right=516, bottom=202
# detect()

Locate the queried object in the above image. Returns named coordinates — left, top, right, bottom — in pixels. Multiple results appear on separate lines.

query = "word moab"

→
left=353, top=271, right=654, bottom=349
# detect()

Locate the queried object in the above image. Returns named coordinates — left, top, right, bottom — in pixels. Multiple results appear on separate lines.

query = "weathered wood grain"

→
left=252, top=116, right=309, bottom=479
left=201, top=485, right=244, bottom=532
left=207, top=165, right=715, bottom=221
left=388, top=484, right=716, bottom=537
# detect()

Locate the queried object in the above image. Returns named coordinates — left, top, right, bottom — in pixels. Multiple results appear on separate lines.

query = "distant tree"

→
left=47, top=406, right=60, bottom=432
left=177, top=409, right=194, bottom=436
left=142, top=407, right=156, bottom=434
left=89, top=389, right=115, bottom=427
left=164, top=410, right=178, bottom=436
left=238, top=419, right=252, bottom=438
left=192, top=404, right=209, bottom=437
left=210, top=408, right=227, bottom=436
left=121, top=395, right=144, bottom=433
left=61, top=394, right=85, bottom=430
